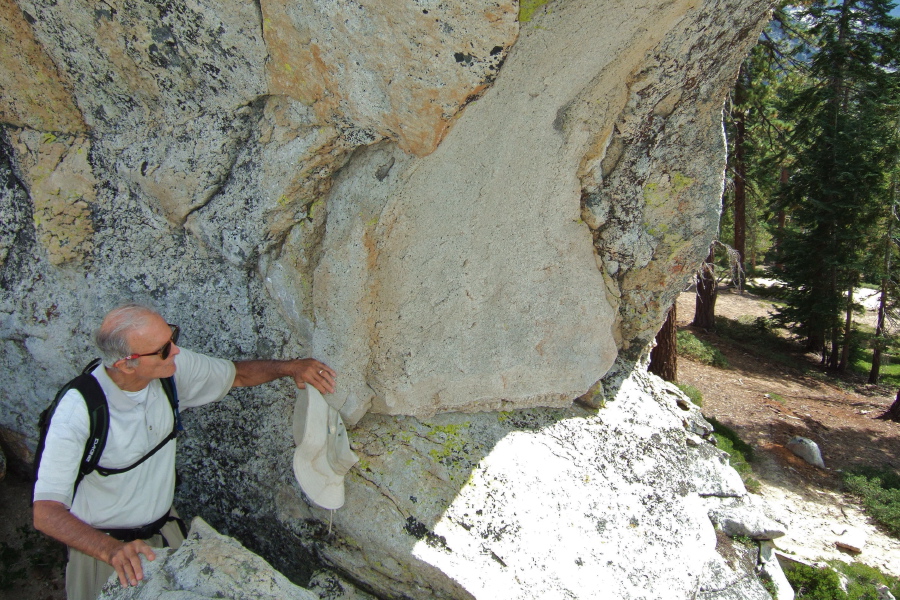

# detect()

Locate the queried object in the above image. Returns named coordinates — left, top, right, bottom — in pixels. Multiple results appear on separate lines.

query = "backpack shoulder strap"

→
left=159, top=375, right=182, bottom=432
left=71, top=373, right=110, bottom=483
left=33, top=360, right=109, bottom=500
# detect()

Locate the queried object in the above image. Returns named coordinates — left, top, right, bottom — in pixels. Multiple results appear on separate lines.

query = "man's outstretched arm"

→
left=232, top=357, right=336, bottom=394
left=33, top=500, right=156, bottom=588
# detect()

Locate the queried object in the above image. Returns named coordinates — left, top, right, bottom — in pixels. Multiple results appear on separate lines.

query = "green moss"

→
left=705, top=416, right=759, bottom=493
left=518, top=0, right=550, bottom=22
left=677, top=331, right=729, bottom=368
left=675, top=383, right=702, bottom=407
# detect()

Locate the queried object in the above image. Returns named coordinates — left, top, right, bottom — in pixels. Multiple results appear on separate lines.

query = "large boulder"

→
left=0, top=0, right=777, bottom=597
left=97, top=517, right=375, bottom=600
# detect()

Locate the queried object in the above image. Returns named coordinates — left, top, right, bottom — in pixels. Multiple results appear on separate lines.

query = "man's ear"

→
left=112, top=359, right=136, bottom=374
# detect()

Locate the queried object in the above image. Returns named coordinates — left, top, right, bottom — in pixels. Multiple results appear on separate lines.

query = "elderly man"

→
left=33, top=303, right=336, bottom=600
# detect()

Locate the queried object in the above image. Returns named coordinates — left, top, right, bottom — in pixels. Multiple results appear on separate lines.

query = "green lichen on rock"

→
left=425, top=422, right=473, bottom=479
left=519, top=0, right=550, bottom=22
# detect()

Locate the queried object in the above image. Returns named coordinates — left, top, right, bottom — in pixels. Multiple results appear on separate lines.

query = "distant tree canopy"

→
left=717, top=0, right=900, bottom=375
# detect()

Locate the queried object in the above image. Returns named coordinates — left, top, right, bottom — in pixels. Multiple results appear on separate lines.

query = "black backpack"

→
left=33, top=358, right=182, bottom=500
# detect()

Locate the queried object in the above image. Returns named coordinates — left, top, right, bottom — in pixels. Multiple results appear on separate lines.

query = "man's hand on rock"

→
left=289, top=358, right=337, bottom=394
left=107, top=539, right=156, bottom=587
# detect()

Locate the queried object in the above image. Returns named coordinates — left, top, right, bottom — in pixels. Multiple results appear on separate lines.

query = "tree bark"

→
left=774, top=169, right=789, bottom=272
left=692, top=249, right=717, bottom=330
left=878, top=389, right=900, bottom=422
left=732, top=67, right=748, bottom=274
left=649, top=303, right=677, bottom=382
left=870, top=182, right=895, bottom=384
left=838, top=282, right=854, bottom=372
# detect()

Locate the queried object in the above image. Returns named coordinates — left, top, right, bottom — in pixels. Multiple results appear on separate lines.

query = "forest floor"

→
left=1, top=288, right=899, bottom=599
left=675, top=287, right=900, bottom=580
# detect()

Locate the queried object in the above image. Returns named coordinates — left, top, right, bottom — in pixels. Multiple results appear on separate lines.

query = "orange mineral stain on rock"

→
left=0, top=0, right=85, bottom=132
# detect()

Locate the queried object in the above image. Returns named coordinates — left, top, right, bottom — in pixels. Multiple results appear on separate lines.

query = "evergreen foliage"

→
left=842, top=466, right=900, bottom=536
left=766, top=1, right=900, bottom=368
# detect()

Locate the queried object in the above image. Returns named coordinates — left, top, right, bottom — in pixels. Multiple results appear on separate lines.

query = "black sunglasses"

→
left=121, top=324, right=180, bottom=362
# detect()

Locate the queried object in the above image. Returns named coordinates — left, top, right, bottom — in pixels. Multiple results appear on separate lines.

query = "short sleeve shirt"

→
left=33, top=348, right=236, bottom=528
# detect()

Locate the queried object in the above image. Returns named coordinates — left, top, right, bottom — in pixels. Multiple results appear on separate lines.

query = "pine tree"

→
left=773, top=0, right=900, bottom=369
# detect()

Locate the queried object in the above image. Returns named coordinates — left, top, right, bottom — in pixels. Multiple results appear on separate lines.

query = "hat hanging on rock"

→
left=292, top=384, right=359, bottom=510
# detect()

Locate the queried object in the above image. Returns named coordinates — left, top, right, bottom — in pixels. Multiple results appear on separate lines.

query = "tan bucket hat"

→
left=292, top=384, right=359, bottom=509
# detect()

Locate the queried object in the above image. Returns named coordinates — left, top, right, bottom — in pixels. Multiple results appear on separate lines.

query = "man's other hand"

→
left=107, top=540, right=156, bottom=587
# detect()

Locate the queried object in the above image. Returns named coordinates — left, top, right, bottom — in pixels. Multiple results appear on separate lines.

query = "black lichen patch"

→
left=454, top=52, right=475, bottom=65
left=404, top=517, right=450, bottom=550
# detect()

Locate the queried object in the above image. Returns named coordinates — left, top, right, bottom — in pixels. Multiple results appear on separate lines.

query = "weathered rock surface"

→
left=786, top=436, right=825, bottom=469
left=0, top=0, right=773, bottom=426
left=175, top=363, right=775, bottom=600
left=0, top=0, right=777, bottom=597
left=96, top=517, right=370, bottom=600
left=759, top=541, right=795, bottom=600
left=708, top=495, right=787, bottom=540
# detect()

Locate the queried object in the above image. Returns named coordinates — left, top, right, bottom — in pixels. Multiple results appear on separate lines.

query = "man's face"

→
left=125, top=313, right=180, bottom=380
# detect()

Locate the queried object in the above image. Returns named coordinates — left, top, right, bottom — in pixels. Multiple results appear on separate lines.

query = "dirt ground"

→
left=0, top=470, right=66, bottom=600
left=675, top=288, right=900, bottom=579
left=2, top=289, right=898, bottom=598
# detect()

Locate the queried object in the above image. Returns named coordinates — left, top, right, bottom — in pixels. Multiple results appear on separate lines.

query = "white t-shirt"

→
left=33, top=348, right=236, bottom=528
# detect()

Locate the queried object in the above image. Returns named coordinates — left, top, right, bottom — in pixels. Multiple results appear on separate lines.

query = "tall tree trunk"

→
left=775, top=169, right=789, bottom=272
left=869, top=212, right=893, bottom=383
left=878, top=389, right=900, bottom=422
left=649, top=303, right=677, bottom=382
left=870, top=282, right=886, bottom=383
left=839, top=282, right=854, bottom=372
left=827, top=0, right=851, bottom=371
left=692, top=249, right=717, bottom=329
left=733, top=67, right=748, bottom=275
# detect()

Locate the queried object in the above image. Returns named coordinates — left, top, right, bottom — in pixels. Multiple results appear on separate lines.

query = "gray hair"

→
left=94, top=303, right=159, bottom=368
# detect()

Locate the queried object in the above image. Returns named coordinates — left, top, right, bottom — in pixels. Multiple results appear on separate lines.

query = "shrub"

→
left=676, top=331, right=730, bottom=368
left=675, top=383, right=703, bottom=407
left=842, top=467, right=900, bottom=538
left=714, top=316, right=804, bottom=369
left=831, top=560, right=900, bottom=599
left=783, top=563, right=847, bottom=600
left=783, top=560, right=900, bottom=600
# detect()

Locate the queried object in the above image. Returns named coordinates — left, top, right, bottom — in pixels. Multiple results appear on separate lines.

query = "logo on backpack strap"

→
left=85, top=438, right=101, bottom=463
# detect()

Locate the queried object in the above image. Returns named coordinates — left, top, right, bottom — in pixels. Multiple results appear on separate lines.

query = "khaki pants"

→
left=65, top=510, right=186, bottom=600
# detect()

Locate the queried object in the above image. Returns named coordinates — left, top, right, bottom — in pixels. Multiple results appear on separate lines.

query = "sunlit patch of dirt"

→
left=675, top=289, right=900, bottom=579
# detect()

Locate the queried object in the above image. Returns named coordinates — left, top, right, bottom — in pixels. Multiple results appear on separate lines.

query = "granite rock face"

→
left=0, top=0, right=773, bottom=426
left=193, top=362, right=774, bottom=600
left=0, top=0, right=777, bottom=597
left=96, top=517, right=374, bottom=600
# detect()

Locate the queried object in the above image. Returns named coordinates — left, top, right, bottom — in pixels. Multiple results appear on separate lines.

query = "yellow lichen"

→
left=519, top=0, right=551, bottom=22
